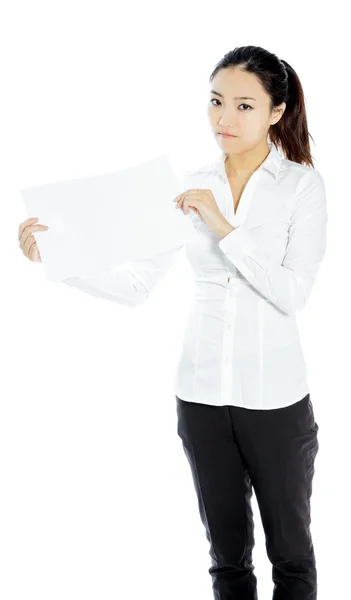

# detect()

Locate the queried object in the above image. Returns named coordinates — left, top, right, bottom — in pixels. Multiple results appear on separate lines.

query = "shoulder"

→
left=282, top=164, right=327, bottom=220
left=279, top=157, right=325, bottom=192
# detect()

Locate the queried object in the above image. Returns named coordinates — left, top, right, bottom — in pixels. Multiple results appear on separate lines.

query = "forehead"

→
left=210, top=68, right=266, bottom=98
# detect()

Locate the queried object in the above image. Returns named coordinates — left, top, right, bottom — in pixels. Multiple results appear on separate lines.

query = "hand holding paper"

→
left=18, top=216, right=49, bottom=262
left=173, top=187, right=234, bottom=239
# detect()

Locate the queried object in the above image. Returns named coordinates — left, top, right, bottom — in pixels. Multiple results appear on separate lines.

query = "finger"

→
left=19, top=222, right=40, bottom=244
left=30, top=243, right=41, bottom=262
left=175, top=194, right=184, bottom=209
left=29, top=242, right=40, bottom=262
left=18, top=217, right=39, bottom=241
left=182, top=199, right=189, bottom=214
left=22, top=234, right=37, bottom=257
left=183, top=196, right=199, bottom=215
left=19, top=224, right=48, bottom=247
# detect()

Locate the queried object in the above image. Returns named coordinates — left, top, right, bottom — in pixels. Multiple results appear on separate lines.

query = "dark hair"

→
left=209, top=45, right=315, bottom=168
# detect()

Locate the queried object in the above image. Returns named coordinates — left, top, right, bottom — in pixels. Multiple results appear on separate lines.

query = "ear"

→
left=271, top=102, right=286, bottom=126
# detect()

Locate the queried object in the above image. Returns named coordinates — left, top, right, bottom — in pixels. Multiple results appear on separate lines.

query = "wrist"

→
left=217, top=221, right=235, bottom=240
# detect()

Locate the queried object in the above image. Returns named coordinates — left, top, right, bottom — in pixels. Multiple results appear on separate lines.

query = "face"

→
left=207, top=67, right=286, bottom=152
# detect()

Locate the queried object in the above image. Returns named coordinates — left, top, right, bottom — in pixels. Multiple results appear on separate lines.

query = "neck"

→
left=225, top=140, right=271, bottom=180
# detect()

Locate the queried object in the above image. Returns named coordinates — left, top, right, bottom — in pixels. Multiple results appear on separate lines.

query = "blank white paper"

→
left=20, top=154, right=195, bottom=281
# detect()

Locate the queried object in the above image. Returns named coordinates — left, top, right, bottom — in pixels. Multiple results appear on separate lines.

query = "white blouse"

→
left=63, top=141, right=328, bottom=409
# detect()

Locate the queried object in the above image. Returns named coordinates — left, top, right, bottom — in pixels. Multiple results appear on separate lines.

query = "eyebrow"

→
left=210, top=90, right=256, bottom=101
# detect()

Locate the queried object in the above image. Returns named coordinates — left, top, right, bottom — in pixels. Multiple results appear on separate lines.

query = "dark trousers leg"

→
left=176, top=396, right=258, bottom=600
left=176, top=393, right=319, bottom=600
left=231, top=393, right=319, bottom=600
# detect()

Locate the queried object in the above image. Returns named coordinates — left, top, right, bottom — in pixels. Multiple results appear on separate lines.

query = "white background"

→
left=1, top=1, right=349, bottom=598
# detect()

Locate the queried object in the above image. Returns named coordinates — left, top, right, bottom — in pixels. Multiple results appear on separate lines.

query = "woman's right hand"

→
left=18, top=217, right=49, bottom=262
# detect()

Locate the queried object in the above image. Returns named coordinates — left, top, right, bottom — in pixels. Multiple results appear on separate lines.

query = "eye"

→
left=209, top=99, right=253, bottom=110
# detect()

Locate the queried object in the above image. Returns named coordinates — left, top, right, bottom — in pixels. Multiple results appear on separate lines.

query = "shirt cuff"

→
left=218, top=225, right=260, bottom=260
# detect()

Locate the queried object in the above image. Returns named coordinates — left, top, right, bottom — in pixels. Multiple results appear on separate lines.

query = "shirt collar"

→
left=212, top=140, right=283, bottom=181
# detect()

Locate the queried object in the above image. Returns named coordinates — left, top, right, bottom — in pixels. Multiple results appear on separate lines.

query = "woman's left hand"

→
left=173, top=188, right=234, bottom=239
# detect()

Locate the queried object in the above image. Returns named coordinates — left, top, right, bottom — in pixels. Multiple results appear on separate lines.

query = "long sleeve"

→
left=218, top=169, right=328, bottom=315
left=62, top=243, right=184, bottom=307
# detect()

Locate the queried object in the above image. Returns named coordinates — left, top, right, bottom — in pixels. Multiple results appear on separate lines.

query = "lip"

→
left=220, top=133, right=237, bottom=138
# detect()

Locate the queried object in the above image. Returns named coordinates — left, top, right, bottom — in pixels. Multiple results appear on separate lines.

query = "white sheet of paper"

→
left=20, top=154, right=195, bottom=282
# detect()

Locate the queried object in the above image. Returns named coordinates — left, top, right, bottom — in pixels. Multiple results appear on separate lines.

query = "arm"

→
left=62, top=243, right=184, bottom=307
left=218, top=169, right=328, bottom=315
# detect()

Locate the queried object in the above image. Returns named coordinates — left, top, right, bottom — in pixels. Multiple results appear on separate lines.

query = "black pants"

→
left=176, top=392, right=319, bottom=600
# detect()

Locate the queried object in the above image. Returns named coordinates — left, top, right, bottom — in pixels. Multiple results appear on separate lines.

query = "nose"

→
left=219, top=113, right=236, bottom=128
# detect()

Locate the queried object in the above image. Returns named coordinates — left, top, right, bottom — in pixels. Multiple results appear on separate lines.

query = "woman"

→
left=18, top=45, right=327, bottom=600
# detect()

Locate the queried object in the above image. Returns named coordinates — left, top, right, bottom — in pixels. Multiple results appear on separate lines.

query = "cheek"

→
left=245, top=111, right=262, bottom=126
left=245, top=117, right=267, bottom=139
left=207, top=109, right=216, bottom=123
